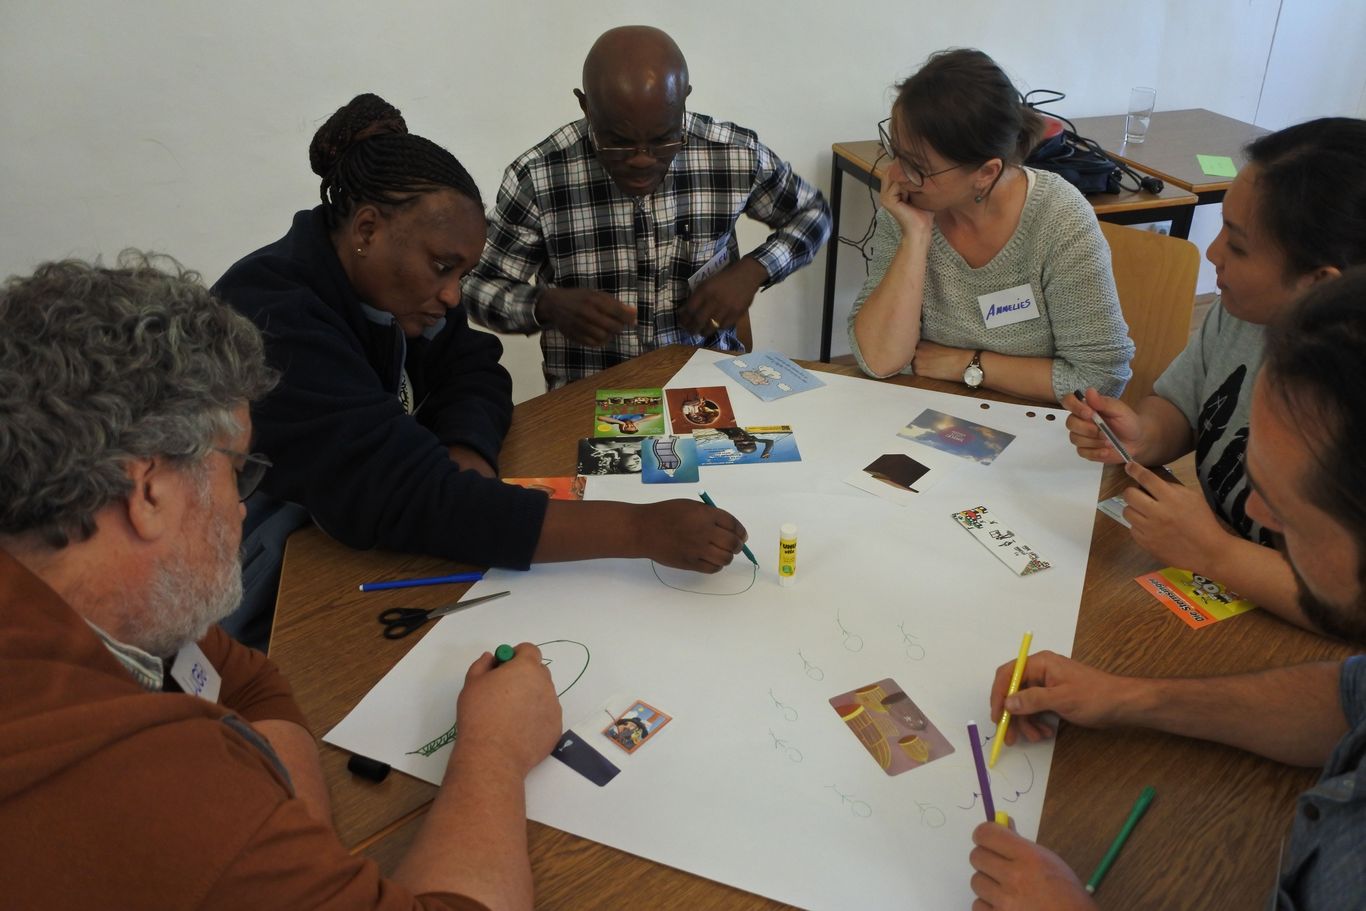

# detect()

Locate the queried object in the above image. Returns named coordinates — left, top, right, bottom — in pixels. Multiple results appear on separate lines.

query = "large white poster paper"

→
left=327, top=350, right=1102, bottom=909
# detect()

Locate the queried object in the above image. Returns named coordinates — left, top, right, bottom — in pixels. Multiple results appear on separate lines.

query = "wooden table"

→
left=1070, top=108, right=1270, bottom=207
left=269, top=345, right=1351, bottom=910
left=818, top=140, right=1200, bottom=362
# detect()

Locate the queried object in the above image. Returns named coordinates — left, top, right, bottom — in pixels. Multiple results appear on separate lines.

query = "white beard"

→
left=132, top=491, right=243, bottom=658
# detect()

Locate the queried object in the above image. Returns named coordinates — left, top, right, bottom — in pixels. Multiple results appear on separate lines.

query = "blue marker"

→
left=358, top=572, right=484, bottom=593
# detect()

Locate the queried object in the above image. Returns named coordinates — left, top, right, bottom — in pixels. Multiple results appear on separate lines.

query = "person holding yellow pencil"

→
left=968, top=274, right=1366, bottom=909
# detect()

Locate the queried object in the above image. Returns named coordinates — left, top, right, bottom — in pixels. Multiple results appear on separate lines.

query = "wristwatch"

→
left=963, top=350, right=985, bottom=388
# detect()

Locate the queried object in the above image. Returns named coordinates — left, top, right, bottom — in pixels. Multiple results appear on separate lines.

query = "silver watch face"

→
left=964, top=364, right=984, bottom=387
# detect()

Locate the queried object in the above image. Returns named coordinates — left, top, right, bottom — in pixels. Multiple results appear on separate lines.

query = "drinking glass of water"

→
left=1125, top=87, right=1157, bottom=143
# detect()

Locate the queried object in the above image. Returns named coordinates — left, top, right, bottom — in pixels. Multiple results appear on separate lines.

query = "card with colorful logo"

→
left=952, top=505, right=1051, bottom=576
left=829, top=679, right=954, bottom=776
left=898, top=409, right=1016, bottom=466
left=1136, top=567, right=1259, bottom=629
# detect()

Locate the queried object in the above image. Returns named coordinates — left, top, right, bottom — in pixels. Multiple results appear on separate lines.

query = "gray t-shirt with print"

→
left=1152, top=300, right=1271, bottom=545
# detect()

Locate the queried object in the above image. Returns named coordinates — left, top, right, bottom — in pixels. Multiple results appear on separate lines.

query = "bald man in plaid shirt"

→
left=464, top=26, right=831, bottom=389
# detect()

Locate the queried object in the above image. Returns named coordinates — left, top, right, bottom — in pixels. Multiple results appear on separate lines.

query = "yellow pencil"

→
left=989, top=630, right=1033, bottom=768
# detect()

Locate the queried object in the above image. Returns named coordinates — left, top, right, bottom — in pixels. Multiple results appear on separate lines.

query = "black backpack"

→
left=1022, top=90, right=1163, bottom=196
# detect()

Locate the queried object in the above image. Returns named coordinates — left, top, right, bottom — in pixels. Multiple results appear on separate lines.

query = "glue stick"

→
left=778, top=523, right=798, bottom=586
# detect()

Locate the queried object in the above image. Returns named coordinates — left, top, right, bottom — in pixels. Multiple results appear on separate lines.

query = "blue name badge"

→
left=977, top=283, right=1040, bottom=329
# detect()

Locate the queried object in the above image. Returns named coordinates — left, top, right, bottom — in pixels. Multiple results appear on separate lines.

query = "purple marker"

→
left=968, top=722, right=996, bottom=823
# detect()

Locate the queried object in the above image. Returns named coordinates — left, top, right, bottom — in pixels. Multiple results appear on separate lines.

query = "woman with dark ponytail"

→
left=849, top=49, right=1134, bottom=403
left=214, top=94, right=747, bottom=649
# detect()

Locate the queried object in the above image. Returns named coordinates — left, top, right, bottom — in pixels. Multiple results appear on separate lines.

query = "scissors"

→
left=377, top=590, right=510, bottom=639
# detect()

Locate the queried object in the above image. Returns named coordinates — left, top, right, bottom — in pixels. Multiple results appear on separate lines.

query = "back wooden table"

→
left=1070, top=108, right=1270, bottom=207
left=269, top=344, right=1351, bottom=910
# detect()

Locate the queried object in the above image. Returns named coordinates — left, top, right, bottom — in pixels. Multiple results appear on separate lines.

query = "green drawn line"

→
left=406, top=639, right=591, bottom=759
left=650, top=560, right=757, bottom=595
left=407, top=723, right=457, bottom=757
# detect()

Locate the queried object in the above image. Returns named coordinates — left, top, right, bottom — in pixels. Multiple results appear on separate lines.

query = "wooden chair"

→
left=1099, top=221, right=1200, bottom=407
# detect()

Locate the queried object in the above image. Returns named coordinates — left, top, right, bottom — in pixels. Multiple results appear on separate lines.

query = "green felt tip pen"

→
left=492, top=643, right=516, bottom=667
left=1085, top=786, right=1156, bottom=894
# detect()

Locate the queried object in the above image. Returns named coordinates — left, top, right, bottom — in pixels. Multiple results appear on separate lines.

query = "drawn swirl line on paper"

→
left=836, top=610, right=864, bottom=652
left=768, top=688, right=799, bottom=722
left=768, top=729, right=803, bottom=762
left=915, top=800, right=947, bottom=828
left=827, top=783, right=872, bottom=818
left=797, top=650, right=825, bottom=681
left=956, top=751, right=1036, bottom=809
left=898, top=621, right=926, bottom=661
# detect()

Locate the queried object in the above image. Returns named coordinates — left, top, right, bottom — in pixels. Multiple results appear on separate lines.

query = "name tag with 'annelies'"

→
left=977, top=283, right=1039, bottom=329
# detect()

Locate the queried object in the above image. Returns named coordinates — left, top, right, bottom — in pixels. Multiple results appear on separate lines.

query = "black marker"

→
left=1074, top=390, right=1181, bottom=485
left=1074, top=389, right=1133, bottom=463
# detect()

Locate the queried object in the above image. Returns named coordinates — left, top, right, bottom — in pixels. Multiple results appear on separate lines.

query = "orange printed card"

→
left=1136, top=567, right=1258, bottom=629
left=501, top=476, right=586, bottom=501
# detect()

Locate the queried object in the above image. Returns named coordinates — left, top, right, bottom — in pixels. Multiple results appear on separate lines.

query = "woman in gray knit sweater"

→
left=849, top=49, right=1134, bottom=403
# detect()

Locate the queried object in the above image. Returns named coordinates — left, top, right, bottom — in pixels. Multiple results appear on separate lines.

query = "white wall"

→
left=1, top=1, right=1360, bottom=401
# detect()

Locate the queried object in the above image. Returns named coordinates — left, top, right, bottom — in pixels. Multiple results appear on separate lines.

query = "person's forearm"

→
left=532, top=500, right=646, bottom=563
left=1119, top=662, right=1345, bottom=767
left=391, top=743, right=533, bottom=910
left=1132, top=395, right=1196, bottom=465
left=253, top=720, right=332, bottom=826
left=978, top=352, right=1058, bottom=403
left=448, top=443, right=496, bottom=479
left=851, top=235, right=931, bottom=376
left=1202, top=535, right=1318, bottom=632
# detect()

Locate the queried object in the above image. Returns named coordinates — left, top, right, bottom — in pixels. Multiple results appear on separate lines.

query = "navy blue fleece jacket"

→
left=214, top=207, right=548, bottom=568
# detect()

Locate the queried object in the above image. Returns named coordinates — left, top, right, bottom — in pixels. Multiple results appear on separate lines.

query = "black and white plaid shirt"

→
left=463, top=112, right=831, bottom=389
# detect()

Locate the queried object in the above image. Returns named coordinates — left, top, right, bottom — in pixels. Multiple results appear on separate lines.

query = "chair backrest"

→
left=1099, top=221, right=1200, bottom=407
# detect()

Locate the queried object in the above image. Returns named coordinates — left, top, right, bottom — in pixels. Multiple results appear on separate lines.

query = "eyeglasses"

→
left=877, top=118, right=964, bottom=187
left=590, top=119, right=688, bottom=163
left=214, top=447, right=272, bottom=501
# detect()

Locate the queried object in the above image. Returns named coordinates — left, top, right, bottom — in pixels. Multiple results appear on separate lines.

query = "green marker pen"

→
left=492, top=643, right=516, bottom=667
left=1085, top=785, right=1156, bottom=894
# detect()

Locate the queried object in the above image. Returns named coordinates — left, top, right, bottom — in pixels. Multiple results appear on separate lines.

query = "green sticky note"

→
left=1197, top=154, right=1238, bottom=178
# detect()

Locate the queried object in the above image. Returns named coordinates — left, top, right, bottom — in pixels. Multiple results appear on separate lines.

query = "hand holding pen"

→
left=1063, top=389, right=1147, bottom=465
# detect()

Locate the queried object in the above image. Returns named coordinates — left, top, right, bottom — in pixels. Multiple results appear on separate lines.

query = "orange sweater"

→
left=0, top=550, right=484, bottom=911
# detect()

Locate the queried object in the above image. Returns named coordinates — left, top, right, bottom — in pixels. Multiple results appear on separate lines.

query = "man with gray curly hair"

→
left=0, top=254, right=562, bottom=910
left=0, top=254, right=277, bottom=655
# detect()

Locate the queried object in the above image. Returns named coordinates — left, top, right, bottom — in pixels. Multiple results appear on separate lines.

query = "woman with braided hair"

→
left=215, top=94, right=747, bottom=649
